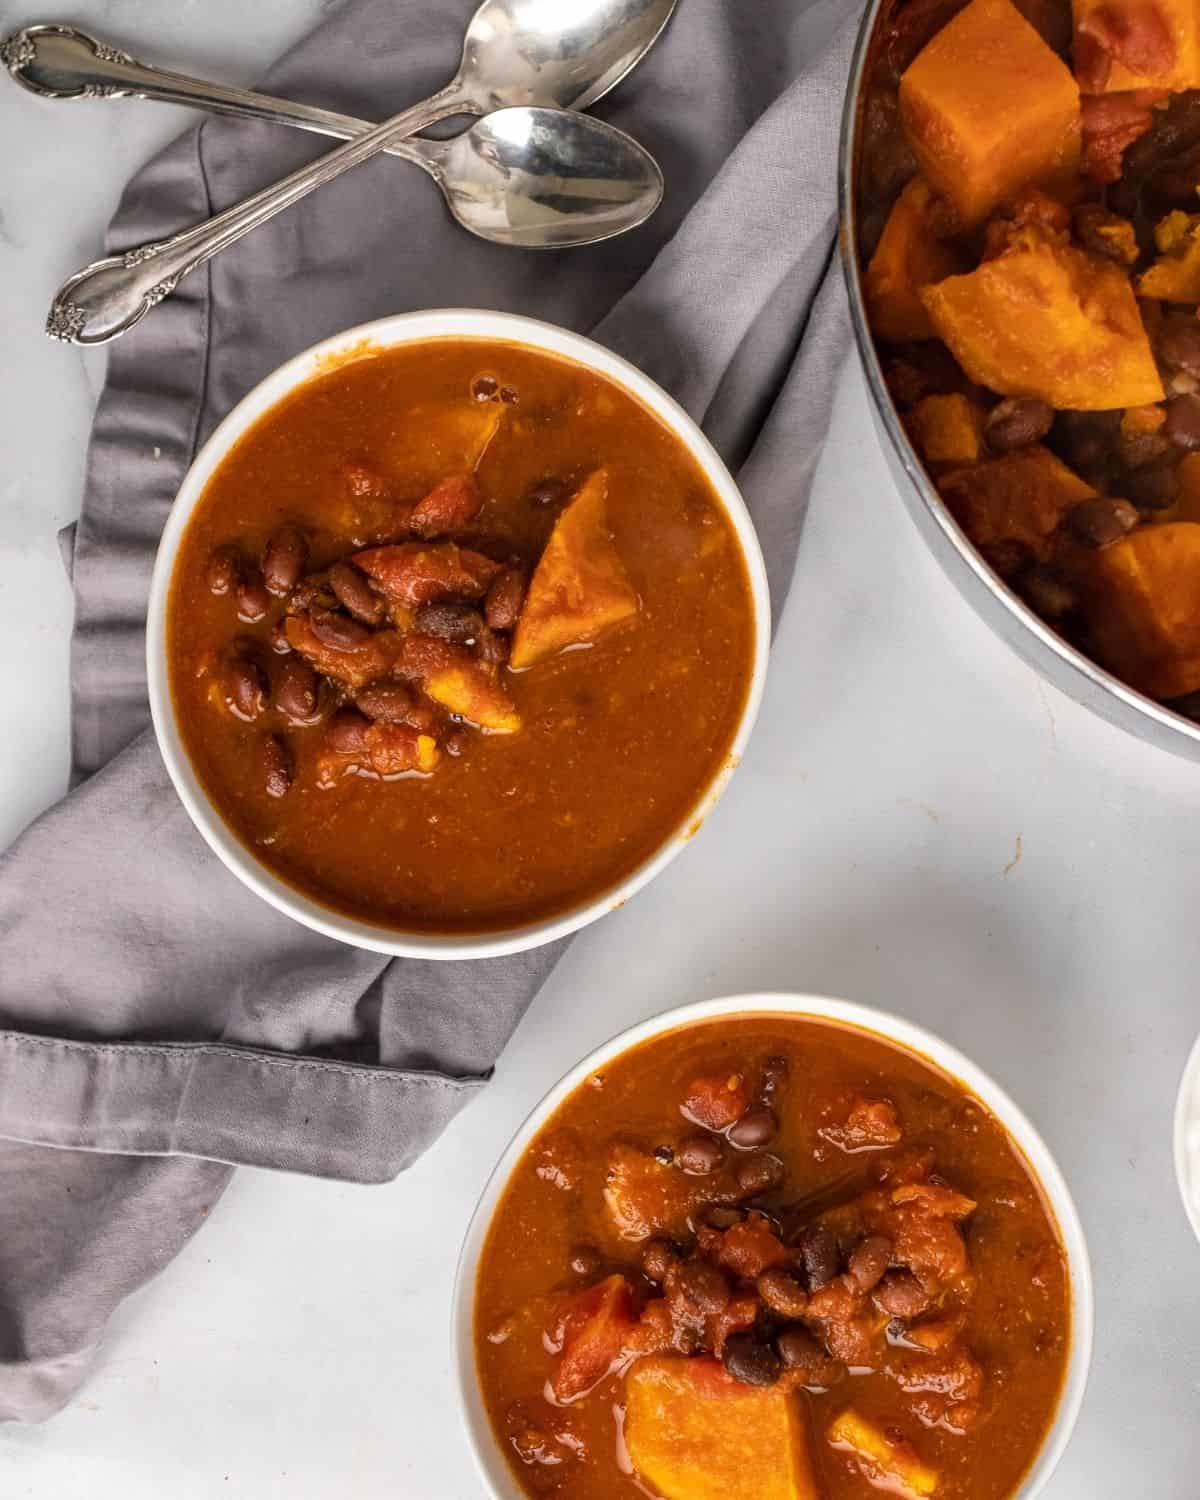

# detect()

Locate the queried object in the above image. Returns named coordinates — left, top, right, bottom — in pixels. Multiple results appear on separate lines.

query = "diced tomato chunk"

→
left=353, top=541, right=500, bottom=606
left=682, top=1072, right=751, bottom=1131
left=551, top=1275, right=637, bottom=1402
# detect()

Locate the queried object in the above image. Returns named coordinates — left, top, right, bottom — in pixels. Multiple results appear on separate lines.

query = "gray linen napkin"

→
left=0, top=0, right=855, bottom=1422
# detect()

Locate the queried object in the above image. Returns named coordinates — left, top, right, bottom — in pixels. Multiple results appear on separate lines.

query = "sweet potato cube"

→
left=904, top=393, right=985, bottom=464
left=381, top=399, right=503, bottom=490
left=1085, top=523, right=1200, bottom=696
left=511, top=470, right=639, bottom=669
left=922, top=227, right=1163, bottom=408
left=828, top=1408, right=938, bottom=1498
left=1072, top=0, right=1199, bottom=91
left=552, top=1275, right=637, bottom=1402
left=899, top=0, right=1080, bottom=226
left=939, top=447, right=1094, bottom=561
left=864, top=178, right=968, bottom=341
left=1137, top=213, right=1200, bottom=302
left=426, top=662, right=520, bottom=734
left=625, top=1357, right=820, bottom=1500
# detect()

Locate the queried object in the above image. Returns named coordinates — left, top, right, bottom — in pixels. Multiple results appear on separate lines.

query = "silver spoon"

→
left=2, top=0, right=675, bottom=133
left=35, top=0, right=673, bottom=346
left=47, top=105, right=662, bottom=344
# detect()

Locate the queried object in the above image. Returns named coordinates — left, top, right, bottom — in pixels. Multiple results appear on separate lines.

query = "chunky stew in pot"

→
left=474, top=1015, right=1070, bottom=1500
left=857, top=0, right=1200, bottom=714
left=167, top=340, right=756, bottom=933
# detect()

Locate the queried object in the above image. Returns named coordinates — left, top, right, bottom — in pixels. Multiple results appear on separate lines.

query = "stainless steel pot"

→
left=837, top=0, right=1200, bottom=761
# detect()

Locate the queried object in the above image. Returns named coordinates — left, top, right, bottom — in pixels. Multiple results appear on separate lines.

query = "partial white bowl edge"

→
left=450, top=990, right=1094, bottom=1500
left=145, top=309, right=771, bottom=960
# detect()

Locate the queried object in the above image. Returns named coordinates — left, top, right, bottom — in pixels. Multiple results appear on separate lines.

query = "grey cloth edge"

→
left=0, top=1031, right=487, bottom=1183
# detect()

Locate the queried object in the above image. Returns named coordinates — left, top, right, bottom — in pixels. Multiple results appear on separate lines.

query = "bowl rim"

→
left=450, top=990, right=1095, bottom=1500
left=837, top=0, right=1200, bottom=761
left=146, top=308, right=771, bottom=960
left=1172, top=1028, right=1200, bottom=1245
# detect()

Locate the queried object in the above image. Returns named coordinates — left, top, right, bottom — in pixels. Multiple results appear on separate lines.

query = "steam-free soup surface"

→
left=475, top=1015, right=1070, bottom=1500
left=168, top=340, right=755, bottom=932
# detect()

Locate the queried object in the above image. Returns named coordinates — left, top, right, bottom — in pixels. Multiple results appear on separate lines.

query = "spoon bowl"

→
left=456, top=0, right=677, bottom=113
left=427, top=106, right=662, bottom=247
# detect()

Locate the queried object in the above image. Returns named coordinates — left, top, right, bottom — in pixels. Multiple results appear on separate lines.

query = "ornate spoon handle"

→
left=45, top=84, right=466, bottom=345
left=1, top=24, right=458, bottom=156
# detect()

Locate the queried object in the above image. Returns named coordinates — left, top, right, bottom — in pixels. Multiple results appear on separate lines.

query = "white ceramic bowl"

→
left=452, top=992, right=1094, bottom=1500
left=146, top=310, right=770, bottom=960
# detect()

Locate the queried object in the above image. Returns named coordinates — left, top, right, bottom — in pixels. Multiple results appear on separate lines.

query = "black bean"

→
left=309, top=607, right=371, bottom=651
left=206, top=550, right=238, bottom=597
left=722, top=1334, right=780, bottom=1388
left=1068, top=497, right=1140, bottom=546
left=775, top=1326, right=842, bottom=1384
left=641, top=1239, right=679, bottom=1283
left=874, top=1269, right=931, bottom=1318
left=528, top=477, right=570, bottom=508
left=485, top=567, right=527, bottom=631
left=1125, top=458, right=1179, bottom=509
left=262, top=525, right=308, bottom=597
left=236, top=572, right=272, bottom=623
left=795, top=1225, right=840, bottom=1291
left=728, top=1107, right=778, bottom=1150
left=677, top=1135, right=724, bottom=1176
left=225, top=656, right=268, bottom=720
left=757, top=1267, right=809, bottom=1319
left=1118, top=427, right=1171, bottom=470
left=276, top=655, right=320, bottom=723
left=985, top=397, right=1053, bottom=452
left=1158, top=315, right=1200, bottom=377
left=703, top=1205, right=746, bottom=1231
left=568, top=1244, right=602, bottom=1278
left=672, top=1261, right=731, bottom=1316
left=1165, top=394, right=1200, bottom=451
left=262, top=733, right=294, bottom=798
left=1051, top=410, right=1121, bottom=473
left=330, top=560, right=386, bottom=625
left=735, top=1152, right=785, bottom=1198
left=412, top=600, right=485, bottom=644
left=325, top=709, right=370, bottom=755
left=1021, top=565, right=1078, bottom=619
left=847, top=1234, right=893, bottom=1293
left=355, top=682, right=416, bottom=725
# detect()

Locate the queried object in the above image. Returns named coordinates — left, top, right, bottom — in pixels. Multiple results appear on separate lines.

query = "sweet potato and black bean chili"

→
left=167, top=340, right=755, bottom=933
left=474, top=1016, right=1069, bottom=1500
left=858, top=0, right=1200, bottom=709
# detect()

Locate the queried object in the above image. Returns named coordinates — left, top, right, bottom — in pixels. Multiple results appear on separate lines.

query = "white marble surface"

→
left=4, top=1, right=1200, bottom=1496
